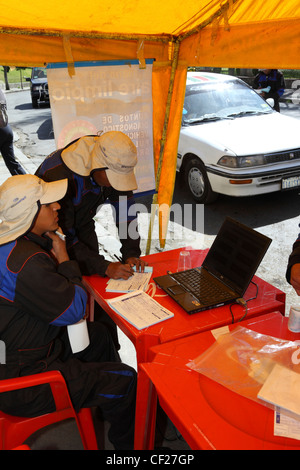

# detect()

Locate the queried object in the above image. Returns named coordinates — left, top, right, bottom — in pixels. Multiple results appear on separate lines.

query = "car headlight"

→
left=218, top=154, right=266, bottom=168
left=217, top=156, right=238, bottom=168
left=32, top=85, right=42, bottom=91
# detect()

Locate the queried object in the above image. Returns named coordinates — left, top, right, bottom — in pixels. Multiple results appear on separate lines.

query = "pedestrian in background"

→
left=0, top=88, right=26, bottom=175
left=253, top=69, right=285, bottom=112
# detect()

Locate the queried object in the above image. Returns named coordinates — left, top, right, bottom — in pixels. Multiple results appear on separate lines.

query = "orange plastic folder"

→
left=107, top=290, right=174, bottom=330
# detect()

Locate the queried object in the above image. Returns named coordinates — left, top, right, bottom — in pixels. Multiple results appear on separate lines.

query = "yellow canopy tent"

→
left=0, top=0, right=299, bottom=251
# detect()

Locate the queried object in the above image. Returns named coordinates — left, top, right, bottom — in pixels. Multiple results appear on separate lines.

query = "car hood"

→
left=181, top=112, right=300, bottom=155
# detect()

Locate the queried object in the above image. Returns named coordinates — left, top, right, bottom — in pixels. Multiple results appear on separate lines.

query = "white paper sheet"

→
left=258, top=364, right=300, bottom=416
left=107, top=290, right=174, bottom=330
left=274, top=408, right=300, bottom=440
left=106, top=266, right=153, bottom=293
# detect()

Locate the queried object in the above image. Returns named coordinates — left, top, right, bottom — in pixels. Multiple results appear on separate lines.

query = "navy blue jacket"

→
left=36, top=144, right=141, bottom=277
left=0, top=233, right=87, bottom=364
left=253, top=70, right=285, bottom=111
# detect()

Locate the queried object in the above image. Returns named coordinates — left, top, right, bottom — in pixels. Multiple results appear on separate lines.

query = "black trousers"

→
left=0, top=322, right=137, bottom=450
left=0, top=125, right=26, bottom=175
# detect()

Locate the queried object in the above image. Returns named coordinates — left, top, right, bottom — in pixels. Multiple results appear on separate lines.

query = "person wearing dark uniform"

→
left=0, top=88, right=26, bottom=175
left=0, top=174, right=136, bottom=450
left=253, top=69, right=285, bottom=112
left=36, top=131, right=147, bottom=348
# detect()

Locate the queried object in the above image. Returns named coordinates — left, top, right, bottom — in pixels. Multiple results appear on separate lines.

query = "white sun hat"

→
left=0, top=174, right=68, bottom=245
left=61, top=131, right=138, bottom=191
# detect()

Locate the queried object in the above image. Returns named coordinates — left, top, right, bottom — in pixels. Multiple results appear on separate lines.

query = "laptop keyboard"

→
left=173, top=269, right=234, bottom=304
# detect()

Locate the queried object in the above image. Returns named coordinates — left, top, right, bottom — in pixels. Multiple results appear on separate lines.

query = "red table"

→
left=135, top=311, right=300, bottom=450
left=83, top=248, right=285, bottom=363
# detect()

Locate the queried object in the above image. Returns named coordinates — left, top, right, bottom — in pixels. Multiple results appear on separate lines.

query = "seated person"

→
left=0, top=174, right=136, bottom=450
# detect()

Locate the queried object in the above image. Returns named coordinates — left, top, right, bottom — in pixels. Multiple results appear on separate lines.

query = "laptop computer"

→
left=154, top=217, right=272, bottom=314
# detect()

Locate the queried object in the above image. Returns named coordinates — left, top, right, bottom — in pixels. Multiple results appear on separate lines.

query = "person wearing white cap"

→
left=0, top=174, right=137, bottom=450
left=36, top=131, right=146, bottom=277
left=36, top=131, right=147, bottom=349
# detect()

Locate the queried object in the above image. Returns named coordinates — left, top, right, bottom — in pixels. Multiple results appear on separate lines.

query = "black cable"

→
left=229, top=280, right=259, bottom=323
left=244, top=280, right=259, bottom=303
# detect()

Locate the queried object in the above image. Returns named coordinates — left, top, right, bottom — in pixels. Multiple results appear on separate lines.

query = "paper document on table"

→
left=258, top=364, right=300, bottom=416
left=274, top=408, right=300, bottom=440
left=107, top=290, right=174, bottom=330
left=106, top=266, right=153, bottom=293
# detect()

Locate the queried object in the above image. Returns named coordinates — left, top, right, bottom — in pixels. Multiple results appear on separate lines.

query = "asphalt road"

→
left=5, top=88, right=300, bottom=315
left=6, top=88, right=55, bottom=163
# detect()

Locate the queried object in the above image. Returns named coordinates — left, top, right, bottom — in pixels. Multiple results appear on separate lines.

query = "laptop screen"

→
left=202, top=217, right=271, bottom=296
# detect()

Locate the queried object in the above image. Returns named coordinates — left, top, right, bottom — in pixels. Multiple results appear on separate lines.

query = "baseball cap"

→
left=0, top=174, right=68, bottom=245
left=61, top=131, right=138, bottom=191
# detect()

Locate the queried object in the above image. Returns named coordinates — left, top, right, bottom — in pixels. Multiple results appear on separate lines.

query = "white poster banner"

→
left=47, top=61, right=155, bottom=195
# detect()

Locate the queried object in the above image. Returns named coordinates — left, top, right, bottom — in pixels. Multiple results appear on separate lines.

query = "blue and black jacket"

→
left=36, top=143, right=141, bottom=277
left=253, top=69, right=285, bottom=111
left=0, top=233, right=87, bottom=365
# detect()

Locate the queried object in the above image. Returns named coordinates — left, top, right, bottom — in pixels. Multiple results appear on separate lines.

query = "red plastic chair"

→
left=0, top=371, right=98, bottom=450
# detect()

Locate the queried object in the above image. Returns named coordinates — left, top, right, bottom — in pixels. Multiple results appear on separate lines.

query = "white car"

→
left=177, top=72, right=300, bottom=203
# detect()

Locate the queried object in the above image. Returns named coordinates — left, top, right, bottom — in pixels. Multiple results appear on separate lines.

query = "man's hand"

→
left=125, top=257, right=148, bottom=273
left=105, top=262, right=135, bottom=280
left=290, top=264, right=300, bottom=295
left=45, top=229, right=69, bottom=264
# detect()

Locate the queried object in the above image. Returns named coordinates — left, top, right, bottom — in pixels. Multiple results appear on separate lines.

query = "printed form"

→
left=108, top=290, right=174, bottom=330
left=106, top=266, right=153, bottom=293
left=274, top=408, right=300, bottom=441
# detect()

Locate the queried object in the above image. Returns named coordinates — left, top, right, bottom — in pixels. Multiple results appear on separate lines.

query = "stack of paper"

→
left=258, top=364, right=300, bottom=416
left=106, top=266, right=153, bottom=293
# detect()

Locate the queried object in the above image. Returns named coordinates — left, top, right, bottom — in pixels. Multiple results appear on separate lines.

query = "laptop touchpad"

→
left=167, top=285, right=186, bottom=296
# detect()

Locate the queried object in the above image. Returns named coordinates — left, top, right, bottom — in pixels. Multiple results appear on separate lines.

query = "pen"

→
left=55, top=230, right=66, bottom=241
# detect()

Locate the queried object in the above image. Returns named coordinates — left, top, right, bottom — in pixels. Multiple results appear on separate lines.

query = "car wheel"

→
left=32, top=97, right=38, bottom=108
left=184, top=158, right=218, bottom=204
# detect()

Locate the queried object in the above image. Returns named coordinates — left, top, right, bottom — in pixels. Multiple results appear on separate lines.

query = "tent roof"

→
left=2, top=0, right=214, bottom=37
left=0, top=0, right=231, bottom=37
left=1, top=0, right=300, bottom=44
left=0, top=0, right=299, bottom=68
left=1, top=0, right=299, bottom=37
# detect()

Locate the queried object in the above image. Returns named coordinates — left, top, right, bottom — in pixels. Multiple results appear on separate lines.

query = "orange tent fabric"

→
left=0, top=0, right=299, bottom=248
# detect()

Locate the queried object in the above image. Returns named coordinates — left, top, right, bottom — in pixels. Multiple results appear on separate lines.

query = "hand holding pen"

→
left=105, top=255, right=148, bottom=280
left=46, top=227, right=69, bottom=264
left=105, top=260, right=135, bottom=280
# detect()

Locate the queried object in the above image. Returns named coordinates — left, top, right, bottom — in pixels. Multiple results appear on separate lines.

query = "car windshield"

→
left=32, top=68, right=47, bottom=79
left=182, top=79, right=273, bottom=125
